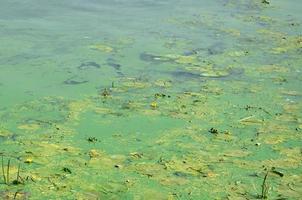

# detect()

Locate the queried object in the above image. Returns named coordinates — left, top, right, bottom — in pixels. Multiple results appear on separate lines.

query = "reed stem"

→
left=16, top=163, right=20, bottom=183
left=261, top=171, right=269, bottom=199
left=7, top=159, right=10, bottom=184
left=1, top=156, right=6, bottom=184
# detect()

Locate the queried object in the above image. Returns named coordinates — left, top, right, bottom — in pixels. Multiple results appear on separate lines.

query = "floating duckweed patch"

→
left=0, top=0, right=301, bottom=199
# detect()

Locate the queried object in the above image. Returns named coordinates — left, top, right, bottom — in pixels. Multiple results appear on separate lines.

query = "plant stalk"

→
left=1, top=156, right=6, bottom=184
left=7, top=159, right=10, bottom=184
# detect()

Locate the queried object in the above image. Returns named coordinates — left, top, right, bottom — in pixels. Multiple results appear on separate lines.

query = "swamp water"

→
left=0, top=0, right=301, bottom=199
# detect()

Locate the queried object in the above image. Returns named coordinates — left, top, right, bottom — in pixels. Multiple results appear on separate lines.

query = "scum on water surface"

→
left=0, top=0, right=301, bottom=199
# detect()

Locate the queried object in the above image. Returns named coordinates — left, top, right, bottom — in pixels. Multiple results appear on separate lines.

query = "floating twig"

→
left=271, top=168, right=284, bottom=177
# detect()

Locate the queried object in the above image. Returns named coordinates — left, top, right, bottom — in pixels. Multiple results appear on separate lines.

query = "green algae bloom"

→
left=0, top=0, right=301, bottom=199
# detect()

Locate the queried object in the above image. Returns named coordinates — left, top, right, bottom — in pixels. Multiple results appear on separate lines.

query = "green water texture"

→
left=0, top=0, right=302, bottom=199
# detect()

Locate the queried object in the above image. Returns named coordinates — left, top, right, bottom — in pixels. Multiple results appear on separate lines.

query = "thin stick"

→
left=1, top=156, right=6, bottom=184
left=7, top=159, right=10, bottom=184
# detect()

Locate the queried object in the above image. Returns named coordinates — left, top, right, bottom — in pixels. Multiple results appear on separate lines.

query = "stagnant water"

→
left=0, top=0, right=301, bottom=199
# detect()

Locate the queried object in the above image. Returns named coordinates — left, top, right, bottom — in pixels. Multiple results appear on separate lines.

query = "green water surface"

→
left=0, top=0, right=301, bottom=199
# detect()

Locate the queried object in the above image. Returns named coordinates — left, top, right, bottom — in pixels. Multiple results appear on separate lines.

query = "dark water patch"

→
left=116, top=71, right=124, bottom=76
left=226, top=67, right=245, bottom=80
left=78, top=61, right=101, bottom=70
left=140, top=52, right=173, bottom=63
left=10, top=133, right=18, bottom=141
left=170, top=67, right=244, bottom=81
left=182, top=48, right=204, bottom=56
left=0, top=131, right=17, bottom=142
left=140, top=52, right=159, bottom=62
left=106, top=58, right=124, bottom=75
left=171, top=71, right=201, bottom=79
left=207, top=42, right=226, bottom=55
left=182, top=43, right=225, bottom=56
left=0, top=54, right=43, bottom=65
left=24, top=119, right=56, bottom=126
left=223, top=0, right=264, bottom=14
left=200, top=67, right=245, bottom=79
left=183, top=49, right=198, bottom=56
left=64, top=76, right=88, bottom=85
left=106, top=58, right=121, bottom=70
left=64, top=80, right=88, bottom=85
left=0, top=2, right=52, bottom=20
left=173, top=171, right=189, bottom=178
left=107, top=62, right=121, bottom=71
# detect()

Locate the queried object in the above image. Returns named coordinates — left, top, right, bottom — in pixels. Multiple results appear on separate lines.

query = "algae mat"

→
left=0, top=0, right=302, bottom=199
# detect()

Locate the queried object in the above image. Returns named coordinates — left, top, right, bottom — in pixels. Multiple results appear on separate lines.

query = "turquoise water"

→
left=0, top=0, right=301, bottom=199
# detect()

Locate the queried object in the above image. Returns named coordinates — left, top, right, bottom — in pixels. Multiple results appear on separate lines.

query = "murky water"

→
left=0, top=0, right=301, bottom=199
